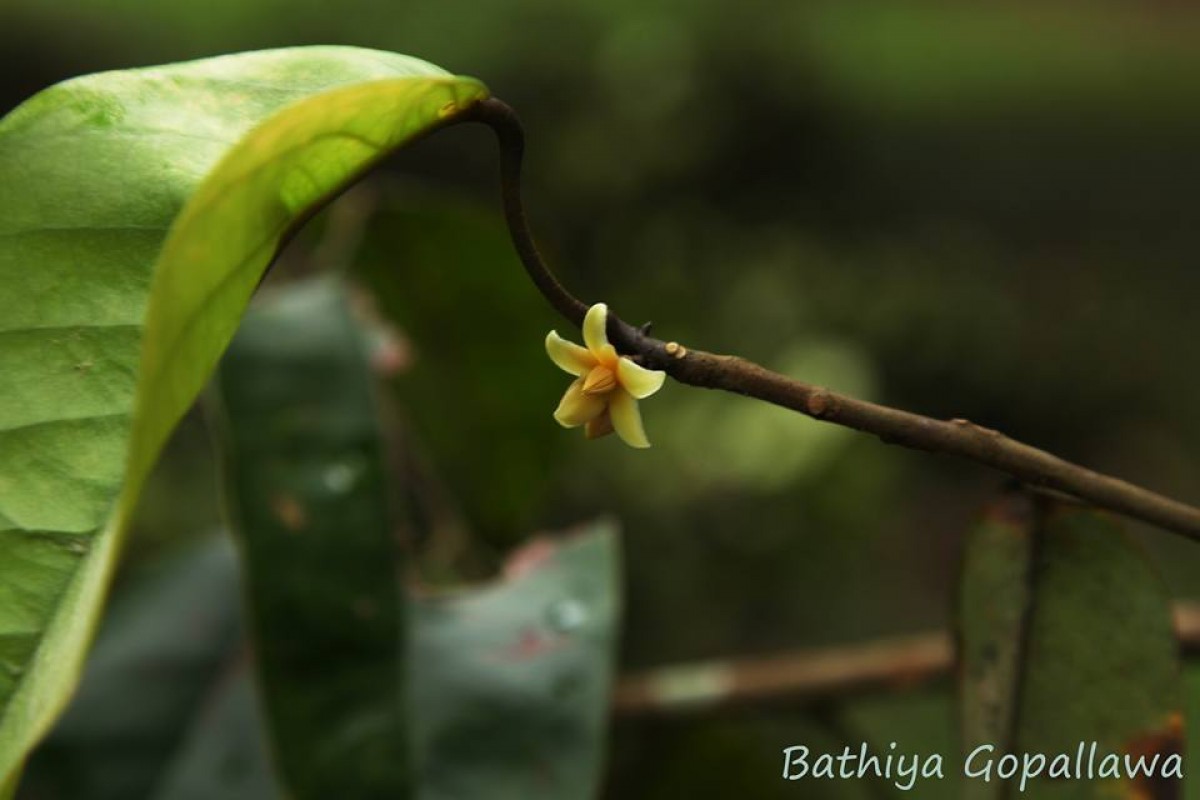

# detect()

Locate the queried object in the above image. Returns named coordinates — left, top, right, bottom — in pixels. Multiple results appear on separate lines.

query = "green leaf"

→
left=0, top=770, right=17, bottom=800
left=213, top=278, right=409, bottom=796
left=0, top=46, right=487, bottom=784
left=411, top=524, right=621, bottom=800
left=958, top=493, right=1183, bottom=799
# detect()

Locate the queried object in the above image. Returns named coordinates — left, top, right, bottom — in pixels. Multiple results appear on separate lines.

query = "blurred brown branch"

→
left=614, top=603, right=1200, bottom=717
left=464, top=97, right=1200, bottom=543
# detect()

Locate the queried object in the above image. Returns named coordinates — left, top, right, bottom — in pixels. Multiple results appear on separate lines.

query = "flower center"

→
left=582, top=365, right=617, bottom=395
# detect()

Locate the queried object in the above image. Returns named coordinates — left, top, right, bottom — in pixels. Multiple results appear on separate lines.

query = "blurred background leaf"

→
left=412, top=525, right=621, bottom=800
left=18, top=536, right=272, bottom=800
left=214, top=279, right=410, bottom=798
left=957, top=492, right=1036, bottom=775
left=20, top=520, right=623, bottom=800
left=214, top=278, right=622, bottom=799
left=959, top=496, right=1182, bottom=798
left=152, top=666, right=279, bottom=800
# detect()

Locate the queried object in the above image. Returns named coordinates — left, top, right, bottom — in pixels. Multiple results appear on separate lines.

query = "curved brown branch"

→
left=462, top=97, right=1200, bottom=542
left=465, top=99, right=588, bottom=327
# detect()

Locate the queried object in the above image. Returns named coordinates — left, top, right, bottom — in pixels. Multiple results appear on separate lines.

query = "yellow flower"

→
left=546, top=303, right=666, bottom=448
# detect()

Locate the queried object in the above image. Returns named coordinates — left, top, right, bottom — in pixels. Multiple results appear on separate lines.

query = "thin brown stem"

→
left=462, top=97, right=1200, bottom=542
left=615, top=603, right=1200, bottom=717
left=465, top=98, right=588, bottom=327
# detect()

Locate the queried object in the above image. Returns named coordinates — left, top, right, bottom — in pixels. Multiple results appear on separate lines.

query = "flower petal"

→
left=545, top=331, right=595, bottom=376
left=617, top=357, right=666, bottom=399
left=609, top=389, right=650, bottom=448
left=585, top=409, right=614, bottom=439
left=553, top=378, right=608, bottom=428
left=582, top=302, right=615, bottom=358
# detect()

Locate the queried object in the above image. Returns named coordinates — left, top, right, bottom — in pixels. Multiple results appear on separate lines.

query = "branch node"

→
left=807, top=389, right=831, bottom=418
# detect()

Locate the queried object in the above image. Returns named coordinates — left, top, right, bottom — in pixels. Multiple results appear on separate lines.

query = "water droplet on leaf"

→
left=546, top=598, right=587, bottom=633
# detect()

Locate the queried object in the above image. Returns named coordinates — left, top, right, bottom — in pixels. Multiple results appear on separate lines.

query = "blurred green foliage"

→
left=5, top=1, right=1200, bottom=797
